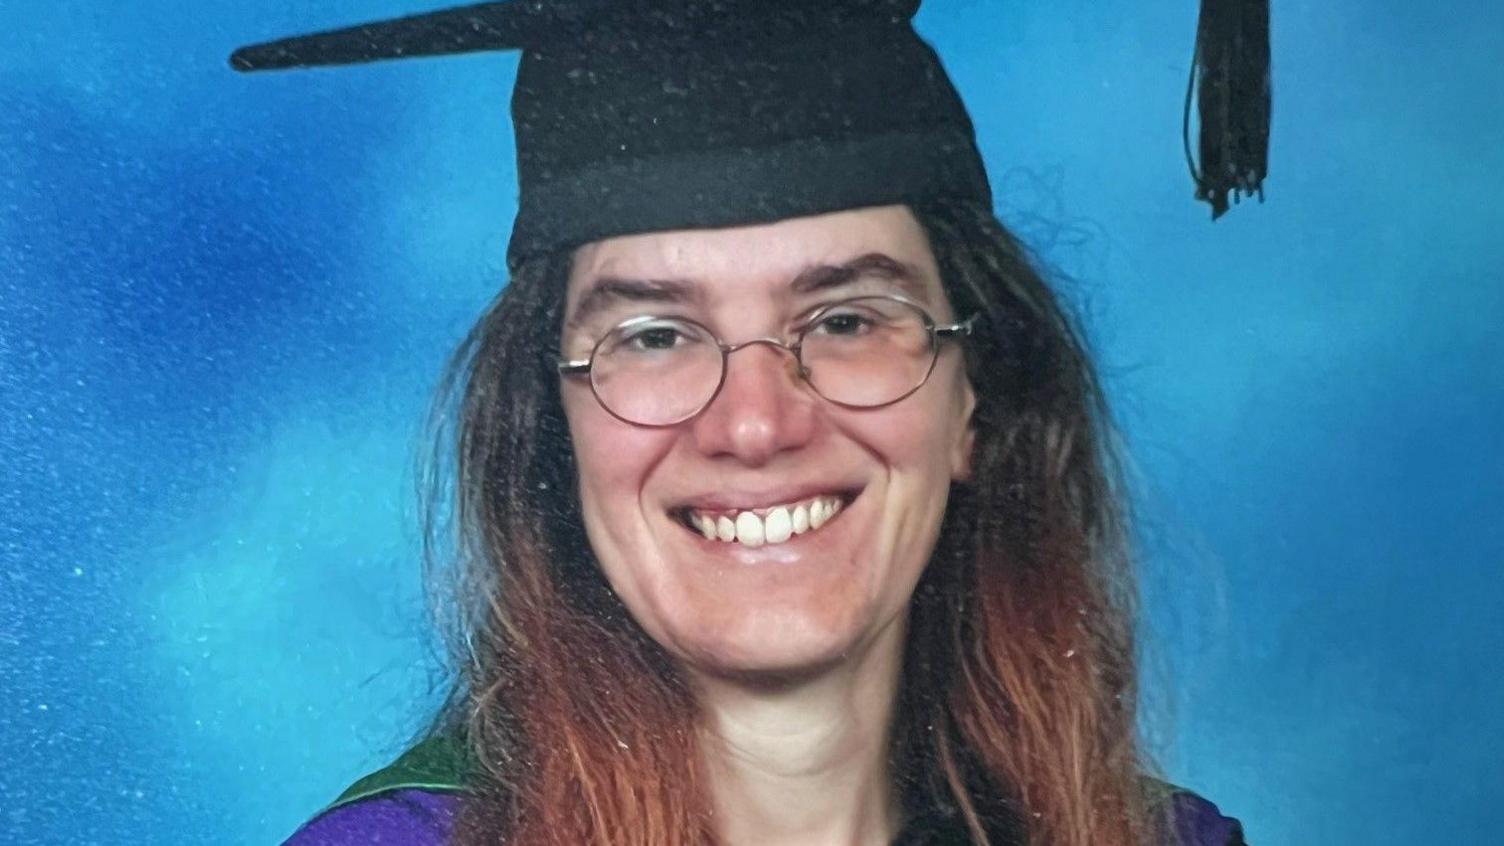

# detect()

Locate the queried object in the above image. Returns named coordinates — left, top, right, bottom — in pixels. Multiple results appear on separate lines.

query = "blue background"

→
left=2, top=1, right=1500, bottom=842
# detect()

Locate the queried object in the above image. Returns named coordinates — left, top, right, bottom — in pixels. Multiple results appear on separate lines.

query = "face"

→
left=559, top=205, right=975, bottom=681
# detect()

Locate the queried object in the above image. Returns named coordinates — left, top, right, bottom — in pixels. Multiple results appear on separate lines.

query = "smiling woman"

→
left=558, top=207, right=976, bottom=681
left=398, top=198, right=1249, bottom=846
left=230, top=1, right=1261, bottom=845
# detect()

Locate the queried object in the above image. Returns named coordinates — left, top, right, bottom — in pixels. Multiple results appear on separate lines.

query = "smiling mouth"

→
left=673, top=491, right=858, bottom=548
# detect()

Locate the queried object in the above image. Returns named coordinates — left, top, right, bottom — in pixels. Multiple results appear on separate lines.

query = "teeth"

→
left=764, top=507, right=792, bottom=544
left=734, top=511, right=765, bottom=547
left=686, top=495, right=846, bottom=547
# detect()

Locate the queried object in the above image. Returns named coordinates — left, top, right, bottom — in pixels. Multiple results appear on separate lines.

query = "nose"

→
left=688, top=339, right=816, bottom=467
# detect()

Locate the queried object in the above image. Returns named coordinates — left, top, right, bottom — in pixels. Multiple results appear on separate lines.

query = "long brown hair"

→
left=420, top=199, right=1159, bottom=845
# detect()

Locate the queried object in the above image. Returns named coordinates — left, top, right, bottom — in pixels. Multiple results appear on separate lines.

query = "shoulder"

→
left=1158, top=785, right=1249, bottom=846
left=282, top=733, right=475, bottom=845
left=281, top=788, right=463, bottom=845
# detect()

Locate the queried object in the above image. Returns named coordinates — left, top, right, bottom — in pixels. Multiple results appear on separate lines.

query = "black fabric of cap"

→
left=230, top=0, right=991, bottom=269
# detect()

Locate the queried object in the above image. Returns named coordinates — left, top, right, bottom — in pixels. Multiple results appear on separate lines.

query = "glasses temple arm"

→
left=933, top=312, right=982, bottom=339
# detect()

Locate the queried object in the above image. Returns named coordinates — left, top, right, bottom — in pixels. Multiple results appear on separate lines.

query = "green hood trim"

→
left=326, top=731, right=475, bottom=813
left=319, top=734, right=1212, bottom=838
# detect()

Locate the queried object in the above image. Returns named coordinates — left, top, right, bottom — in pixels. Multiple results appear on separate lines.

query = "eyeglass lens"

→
left=588, top=297, right=939, bottom=426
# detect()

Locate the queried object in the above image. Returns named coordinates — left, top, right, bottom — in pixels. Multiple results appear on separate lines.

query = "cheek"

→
left=845, top=363, right=971, bottom=570
left=858, top=367, right=971, bottom=472
left=561, top=384, right=673, bottom=544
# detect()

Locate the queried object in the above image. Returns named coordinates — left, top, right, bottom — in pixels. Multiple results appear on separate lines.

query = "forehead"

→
left=564, top=205, right=939, bottom=307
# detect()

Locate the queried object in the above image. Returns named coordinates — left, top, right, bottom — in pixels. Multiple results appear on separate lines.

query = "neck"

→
left=689, top=617, right=909, bottom=846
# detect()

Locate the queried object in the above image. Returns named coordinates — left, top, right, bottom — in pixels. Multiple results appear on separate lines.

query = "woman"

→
left=234, top=2, right=1260, bottom=844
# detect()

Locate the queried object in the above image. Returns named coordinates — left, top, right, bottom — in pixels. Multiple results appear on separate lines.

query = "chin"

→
left=661, top=603, right=881, bottom=683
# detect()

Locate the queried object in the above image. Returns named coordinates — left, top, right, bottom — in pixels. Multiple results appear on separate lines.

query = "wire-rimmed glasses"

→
left=558, top=295, right=979, bottom=427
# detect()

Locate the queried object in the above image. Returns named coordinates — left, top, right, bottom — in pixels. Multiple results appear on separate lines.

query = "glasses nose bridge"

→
left=723, top=335, right=798, bottom=357
left=720, top=335, right=808, bottom=380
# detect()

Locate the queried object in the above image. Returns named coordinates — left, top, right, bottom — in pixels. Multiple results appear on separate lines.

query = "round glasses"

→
left=558, top=295, right=979, bottom=427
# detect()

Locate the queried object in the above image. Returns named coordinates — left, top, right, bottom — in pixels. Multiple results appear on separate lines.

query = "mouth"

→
left=672, top=490, right=860, bottom=548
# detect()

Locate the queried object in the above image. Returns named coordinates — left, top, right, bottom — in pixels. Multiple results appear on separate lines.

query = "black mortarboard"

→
left=232, top=0, right=989, bottom=270
left=231, top=0, right=1269, bottom=269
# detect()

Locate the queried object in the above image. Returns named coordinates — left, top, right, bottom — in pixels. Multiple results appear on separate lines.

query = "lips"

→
left=673, top=491, right=857, bottom=548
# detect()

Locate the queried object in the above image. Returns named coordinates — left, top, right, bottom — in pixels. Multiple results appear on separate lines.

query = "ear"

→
left=950, top=378, right=977, bottom=482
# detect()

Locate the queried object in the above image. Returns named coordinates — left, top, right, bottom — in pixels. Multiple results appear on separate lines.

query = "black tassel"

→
left=1183, top=0, right=1271, bottom=220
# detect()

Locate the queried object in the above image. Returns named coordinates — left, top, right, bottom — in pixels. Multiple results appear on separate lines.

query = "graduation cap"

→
left=231, top=0, right=1269, bottom=269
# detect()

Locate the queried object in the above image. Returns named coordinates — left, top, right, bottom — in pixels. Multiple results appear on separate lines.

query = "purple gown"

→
left=283, top=786, right=1247, bottom=845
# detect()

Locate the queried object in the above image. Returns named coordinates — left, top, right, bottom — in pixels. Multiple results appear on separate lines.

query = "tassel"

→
left=1183, top=0, right=1271, bottom=220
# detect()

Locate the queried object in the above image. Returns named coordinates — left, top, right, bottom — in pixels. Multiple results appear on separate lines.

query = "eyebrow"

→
left=566, top=276, right=702, bottom=330
left=789, top=252, right=930, bottom=302
left=565, top=251, right=931, bottom=329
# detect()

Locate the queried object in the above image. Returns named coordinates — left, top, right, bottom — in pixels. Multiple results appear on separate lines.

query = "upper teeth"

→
left=689, top=496, right=844, bottom=547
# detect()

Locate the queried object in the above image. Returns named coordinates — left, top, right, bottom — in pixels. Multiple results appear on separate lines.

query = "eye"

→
left=630, top=326, right=683, bottom=350
left=808, top=309, right=875, bottom=337
left=613, top=318, right=708, bottom=354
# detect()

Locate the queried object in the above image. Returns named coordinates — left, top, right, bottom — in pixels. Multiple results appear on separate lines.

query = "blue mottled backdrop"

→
left=2, top=1, right=1500, bottom=843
